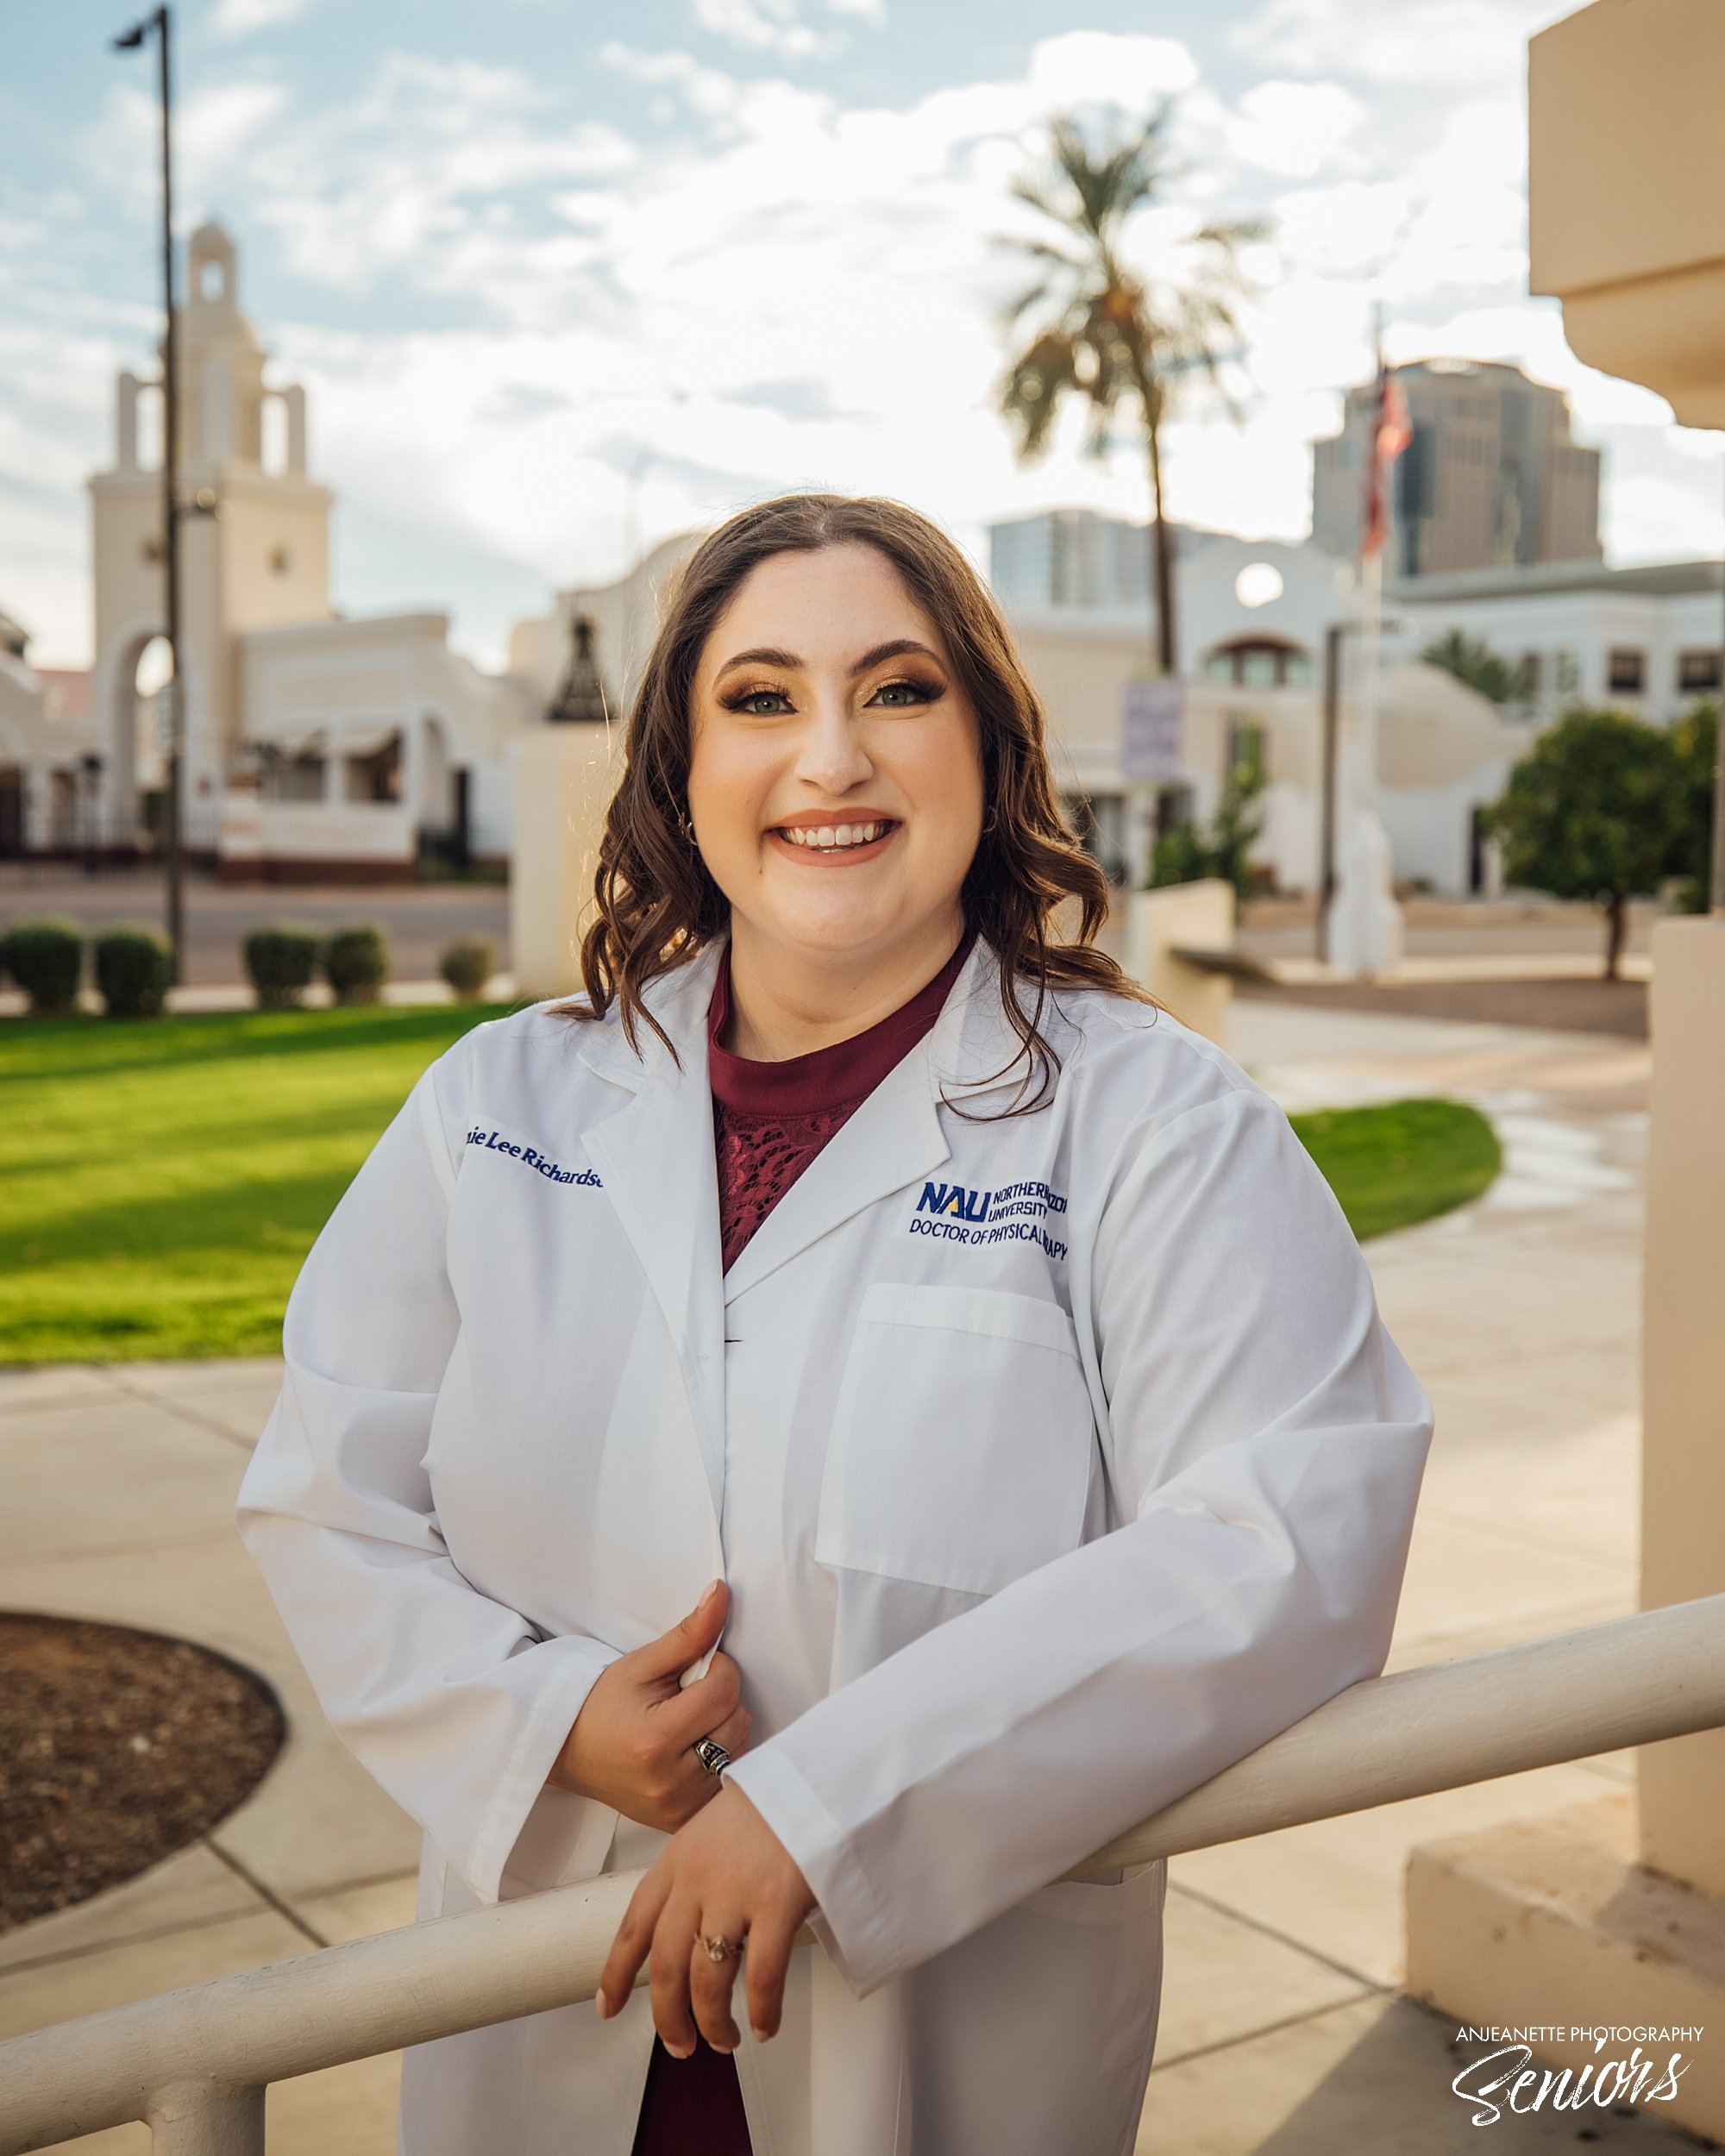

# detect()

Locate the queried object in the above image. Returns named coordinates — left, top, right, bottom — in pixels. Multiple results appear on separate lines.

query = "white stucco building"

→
left=991, top=510, right=1724, bottom=897
left=3, top=246, right=1716, bottom=899
left=9, top=222, right=536, bottom=879
left=991, top=517, right=1533, bottom=896
left=1390, top=556, right=1725, bottom=722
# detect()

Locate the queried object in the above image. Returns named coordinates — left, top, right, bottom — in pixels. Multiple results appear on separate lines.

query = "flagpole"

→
left=1327, top=312, right=1405, bottom=981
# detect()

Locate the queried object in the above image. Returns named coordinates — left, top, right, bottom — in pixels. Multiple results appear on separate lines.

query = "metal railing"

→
left=3, top=1593, right=1723, bottom=2156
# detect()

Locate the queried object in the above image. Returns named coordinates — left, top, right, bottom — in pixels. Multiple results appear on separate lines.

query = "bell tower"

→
left=89, top=220, right=333, bottom=837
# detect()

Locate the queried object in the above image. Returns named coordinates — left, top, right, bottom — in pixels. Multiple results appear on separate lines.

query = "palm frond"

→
left=995, top=100, right=1264, bottom=465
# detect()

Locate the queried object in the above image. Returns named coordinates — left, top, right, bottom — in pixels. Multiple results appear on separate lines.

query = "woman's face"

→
left=687, top=542, right=984, bottom=969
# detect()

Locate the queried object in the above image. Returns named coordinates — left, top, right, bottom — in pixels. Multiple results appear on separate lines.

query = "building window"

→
left=260, top=752, right=324, bottom=803
left=1226, top=719, right=1266, bottom=788
left=1678, top=649, right=1722, bottom=694
left=1519, top=652, right=1542, bottom=695
left=1202, top=637, right=1311, bottom=688
left=1608, top=647, right=1646, bottom=694
left=346, top=735, right=404, bottom=804
left=1555, top=649, right=1581, bottom=695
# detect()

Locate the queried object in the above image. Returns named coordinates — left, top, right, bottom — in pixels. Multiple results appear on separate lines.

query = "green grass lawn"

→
left=0, top=1006, right=503, bottom=1366
left=1291, top=1097, right=1502, bottom=1244
left=0, top=1011, right=1502, bottom=1365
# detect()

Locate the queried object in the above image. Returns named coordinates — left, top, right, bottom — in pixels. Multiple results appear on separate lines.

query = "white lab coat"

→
left=236, top=939, right=1431, bottom=2156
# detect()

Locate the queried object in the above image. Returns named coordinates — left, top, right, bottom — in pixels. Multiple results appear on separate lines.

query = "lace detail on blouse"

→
left=714, top=1097, right=866, bottom=1275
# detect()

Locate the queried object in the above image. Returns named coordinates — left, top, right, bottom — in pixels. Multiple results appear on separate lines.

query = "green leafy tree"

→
left=1665, top=699, right=1718, bottom=912
left=1149, top=768, right=1266, bottom=904
left=1484, top=709, right=1680, bottom=979
left=996, top=107, right=1265, bottom=674
left=1421, top=627, right=1534, bottom=705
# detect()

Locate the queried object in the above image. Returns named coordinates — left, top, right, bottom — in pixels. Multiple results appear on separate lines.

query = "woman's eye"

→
left=869, top=678, right=942, bottom=709
left=728, top=688, right=795, bottom=717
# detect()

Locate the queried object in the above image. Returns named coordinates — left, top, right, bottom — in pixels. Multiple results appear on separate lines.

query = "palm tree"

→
left=998, top=107, right=1265, bottom=678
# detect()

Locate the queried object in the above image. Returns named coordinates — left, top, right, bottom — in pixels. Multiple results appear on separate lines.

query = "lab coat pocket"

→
left=815, top=1282, right=1095, bottom=1596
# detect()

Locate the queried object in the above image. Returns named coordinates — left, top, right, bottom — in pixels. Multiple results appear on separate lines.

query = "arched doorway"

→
left=131, top=636, right=173, bottom=851
left=102, top=628, right=174, bottom=854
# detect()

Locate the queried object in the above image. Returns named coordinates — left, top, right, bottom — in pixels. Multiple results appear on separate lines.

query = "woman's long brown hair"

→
left=568, top=492, right=1151, bottom=1110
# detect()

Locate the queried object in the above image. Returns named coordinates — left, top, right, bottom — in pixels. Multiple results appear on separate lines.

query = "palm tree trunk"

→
left=1604, top=891, right=1626, bottom=981
left=1145, top=406, right=1176, bottom=679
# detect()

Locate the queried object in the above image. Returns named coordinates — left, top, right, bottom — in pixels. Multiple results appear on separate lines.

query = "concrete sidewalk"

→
left=0, top=1001, right=1690, bottom=2153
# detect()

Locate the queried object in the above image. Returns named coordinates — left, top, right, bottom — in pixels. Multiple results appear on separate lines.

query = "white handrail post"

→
left=147, top=2082, right=264, bottom=2156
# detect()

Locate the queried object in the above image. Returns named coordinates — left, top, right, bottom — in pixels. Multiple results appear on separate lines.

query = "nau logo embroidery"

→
left=911, top=1178, right=1068, bottom=1259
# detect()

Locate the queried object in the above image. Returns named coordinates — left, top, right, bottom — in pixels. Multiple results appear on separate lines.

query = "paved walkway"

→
left=0, top=1000, right=1688, bottom=2153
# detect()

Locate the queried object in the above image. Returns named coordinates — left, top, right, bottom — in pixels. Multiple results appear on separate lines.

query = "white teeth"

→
left=780, top=819, right=887, bottom=849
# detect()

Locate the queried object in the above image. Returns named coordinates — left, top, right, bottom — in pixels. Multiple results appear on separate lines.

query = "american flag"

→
left=1362, top=357, right=1413, bottom=560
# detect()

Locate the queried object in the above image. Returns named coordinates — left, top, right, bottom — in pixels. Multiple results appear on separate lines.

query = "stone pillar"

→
left=283, top=385, right=307, bottom=478
left=1124, top=877, right=1234, bottom=1047
left=117, top=373, right=141, bottom=470
left=510, top=727, right=619, bottom=1001
left=1639, top=917, right=1725, bottom=1891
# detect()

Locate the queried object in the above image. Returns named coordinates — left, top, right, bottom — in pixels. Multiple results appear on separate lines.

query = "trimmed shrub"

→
left=439, top=936, right=494, bottom=1003
left=94, top=925, right=175, bottom=1018
left=323, top=924, right=389, bottom=1006
left=1, top=919, right=84, bottom=1015
left=242, top=924, right=320, bottom=1010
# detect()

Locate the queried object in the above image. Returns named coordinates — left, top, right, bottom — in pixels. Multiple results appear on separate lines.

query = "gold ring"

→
left=701, top=1934, right=739, bottom=1964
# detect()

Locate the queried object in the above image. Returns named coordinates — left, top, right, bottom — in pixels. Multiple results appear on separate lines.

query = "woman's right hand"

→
left=549, top=1580, right=750, bottom=1833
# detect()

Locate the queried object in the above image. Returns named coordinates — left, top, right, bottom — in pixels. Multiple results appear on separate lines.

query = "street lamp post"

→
left=112, top=5, right=185, bottom=981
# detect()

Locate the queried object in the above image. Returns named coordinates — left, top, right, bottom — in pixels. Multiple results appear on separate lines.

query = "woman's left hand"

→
left=596, top=1783, right=815, bottom=2054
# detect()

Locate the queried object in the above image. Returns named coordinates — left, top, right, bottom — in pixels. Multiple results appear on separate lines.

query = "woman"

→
left=237, top=493, right=1431, bottom=2156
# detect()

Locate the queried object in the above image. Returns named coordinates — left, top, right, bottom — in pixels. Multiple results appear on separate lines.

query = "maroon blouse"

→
left=630, top=933, right=972, bottom=2156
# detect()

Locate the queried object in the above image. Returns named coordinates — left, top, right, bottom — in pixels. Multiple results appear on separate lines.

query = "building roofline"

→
left=1391, top=557, right=1724, bottom=602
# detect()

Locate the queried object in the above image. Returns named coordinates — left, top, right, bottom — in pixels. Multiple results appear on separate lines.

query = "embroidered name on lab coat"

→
left=910, top=1179, right=1068, bottom=1259
left=464, top=1126, right=602, bottom=1188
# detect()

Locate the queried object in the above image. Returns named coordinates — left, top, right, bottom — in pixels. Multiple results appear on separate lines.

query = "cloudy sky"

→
left=4, top=0, right=1722, bottom=670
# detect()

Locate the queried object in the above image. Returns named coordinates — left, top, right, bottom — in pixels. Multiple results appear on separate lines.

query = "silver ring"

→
left=693, top=1736, right=732, bottom=1778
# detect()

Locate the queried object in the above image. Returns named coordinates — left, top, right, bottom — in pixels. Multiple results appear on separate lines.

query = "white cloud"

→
left=1227, top=79, right=1364, bottom=179
left=1604, top=473, right=1725, bottom=565
left=7, top=8, right=1721, bottom=669
left=1026, top=32, right=1198, bottom=109
left=1232, top=0, right=1568, bottom=90
left=211, top=0, right=314, bottom=38
left=692, top=0, right=821, bottom=60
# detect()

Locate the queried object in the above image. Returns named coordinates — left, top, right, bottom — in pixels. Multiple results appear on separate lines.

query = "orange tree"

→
left=1484, top=708, right=1681, bottom=979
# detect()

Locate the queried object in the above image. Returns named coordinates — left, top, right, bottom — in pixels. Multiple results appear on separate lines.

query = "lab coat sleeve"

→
left=235, top=1048, right=621, bottom=1906
left=725, top=1083, right=1433, bottom=1994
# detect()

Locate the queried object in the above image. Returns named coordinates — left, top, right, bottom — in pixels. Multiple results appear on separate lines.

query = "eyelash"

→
left=720, top=676, right=944, bottom=718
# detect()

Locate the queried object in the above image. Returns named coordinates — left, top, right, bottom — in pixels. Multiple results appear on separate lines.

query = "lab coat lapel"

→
left=723, top=941, right=1018, bottom=1301
left=577, top=950, right=729, bottom=1522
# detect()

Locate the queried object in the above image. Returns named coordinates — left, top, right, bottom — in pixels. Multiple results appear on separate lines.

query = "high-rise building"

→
left=988, top=509, right=1159, bottom=612
left=1310, top=359, right=1602, bottom=577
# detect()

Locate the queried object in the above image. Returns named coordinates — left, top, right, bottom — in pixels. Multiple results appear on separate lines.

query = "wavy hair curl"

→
left=568, top=492, right=1151, bottom=1109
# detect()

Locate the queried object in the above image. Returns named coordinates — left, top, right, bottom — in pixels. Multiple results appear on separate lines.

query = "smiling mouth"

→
left=771, top=818, right=896, bottom=854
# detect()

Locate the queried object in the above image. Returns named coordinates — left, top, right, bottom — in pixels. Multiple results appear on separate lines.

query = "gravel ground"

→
left=0, top=1614, right=282, bottom=1930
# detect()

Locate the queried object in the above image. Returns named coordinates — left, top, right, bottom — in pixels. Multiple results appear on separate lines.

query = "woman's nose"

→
left=791, top=693, right=873, bottom=795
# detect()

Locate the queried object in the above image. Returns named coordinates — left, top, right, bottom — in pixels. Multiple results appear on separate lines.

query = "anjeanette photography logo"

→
left=1449, top=2026, right=1703, bottom=2125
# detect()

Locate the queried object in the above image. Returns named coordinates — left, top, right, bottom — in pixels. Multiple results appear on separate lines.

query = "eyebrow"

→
left=712, top=638, right=944, bottom=683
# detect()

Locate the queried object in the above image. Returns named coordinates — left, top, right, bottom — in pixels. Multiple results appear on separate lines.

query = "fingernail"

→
left=699, top=1578, right=723, bottom=1609
left=665, top=2041, right=694, bottom=2061
left=594, top=1990, right=612, bottom=2020
left=752, top=2025, right=770, bottom=2043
